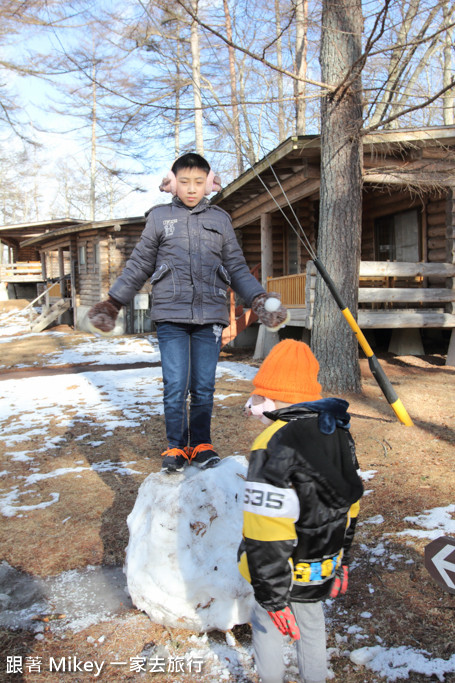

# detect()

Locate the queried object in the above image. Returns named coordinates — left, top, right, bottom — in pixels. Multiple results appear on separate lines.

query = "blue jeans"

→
left=156, top=322, right=223, bottom=449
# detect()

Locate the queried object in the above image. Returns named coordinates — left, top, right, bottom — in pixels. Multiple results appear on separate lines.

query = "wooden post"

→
left=58, top=248, right=65, bottom=298
left=253, top=324, right=279, bottom=360
left=254, top=212, right=276, bottom=359
left=447, top=330, right=455, bottom=366
left=40, top=251, right=47, bottom=281
left=260, top=212, right=273, bottom=288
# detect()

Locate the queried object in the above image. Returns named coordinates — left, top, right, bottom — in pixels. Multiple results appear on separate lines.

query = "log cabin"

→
left=4, top=216, right=151, bottom=333
left=1, top=126, right=454, bottom=360
left=212, top=126, right=455, bottom=361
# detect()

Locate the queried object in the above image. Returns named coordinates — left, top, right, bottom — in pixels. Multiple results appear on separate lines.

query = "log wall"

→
left=361, top=188, right=450, bottom=268
left=239, top=197, right=316, bottom=280
left=446, top=188, right=455, bottom=315
left=38, top=223, right=147, bottom=308
left=77, top=230, right=101, bottom=308
left=427, top=195, right=448, bottom=264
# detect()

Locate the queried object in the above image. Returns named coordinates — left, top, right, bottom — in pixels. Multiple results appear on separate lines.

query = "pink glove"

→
left=87, top=297, right=122, bottom=334
left=251, top=292, right=289, bottom=331
left=267, top=606, right=300, bottom=640
left=330, top=565, right=349, bottom=598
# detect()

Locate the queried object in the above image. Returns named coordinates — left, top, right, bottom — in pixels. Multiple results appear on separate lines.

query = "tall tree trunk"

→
left=275, top=0, right=285, bottom=141
left=443, top=0, right=454, bottom=126
left=190, top=0, right=204, bottom=154
left=312, top=0, right=363, bottom=393
left=90, top=58, right=97, bottom=221
left=223, top=0, right=243, bottom=173
left=294, top=0, right=308, bottom=135
left=175, top=36, right=182, bottom=157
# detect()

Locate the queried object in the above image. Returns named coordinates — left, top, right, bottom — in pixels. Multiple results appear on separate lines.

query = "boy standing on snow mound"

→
left=87, top=152, right=288, bottom=473
left=238, top=339, right=363, bottom=683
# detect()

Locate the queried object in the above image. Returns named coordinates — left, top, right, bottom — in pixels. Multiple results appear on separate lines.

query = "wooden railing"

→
left=358, top=261, right=455, bottom=304
left=266, top=261, right=455, bottom=329
left=0, top=262, right=43, bottom=282
left=266, top=272, right=307, bottom=306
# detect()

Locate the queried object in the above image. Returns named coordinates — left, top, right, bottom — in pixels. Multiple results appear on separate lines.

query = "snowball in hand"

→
left=124, top=456, right=254, bottom=631
left=264, top=296, right=281, bottom=312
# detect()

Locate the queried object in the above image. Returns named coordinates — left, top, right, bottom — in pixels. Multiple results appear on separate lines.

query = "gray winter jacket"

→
left=109, top=196, right=265, bottom=326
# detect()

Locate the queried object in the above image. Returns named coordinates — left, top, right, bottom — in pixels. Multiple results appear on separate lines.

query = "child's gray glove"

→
left=87, top=296, right=122, bottom=335
left=251, top=292, right=290, bottom=331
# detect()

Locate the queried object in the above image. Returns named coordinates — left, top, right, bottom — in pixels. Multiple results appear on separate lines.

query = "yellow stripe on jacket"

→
left=243, top=422, right=300, bottom=545
left=251, top=419, right=286, bottom=451
left=349, top=500, right=360, bottom=518
left=243, top=510, right=297, bottom=542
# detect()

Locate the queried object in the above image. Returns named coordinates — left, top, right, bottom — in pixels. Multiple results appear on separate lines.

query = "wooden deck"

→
left=0, top=262, right=44, bottom=283
left=267, top=261, right=455, bottom=329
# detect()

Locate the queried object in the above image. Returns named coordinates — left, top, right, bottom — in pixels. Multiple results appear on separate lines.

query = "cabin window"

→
left=287, top=225, right=299, bottom=274
left=374, top=209, right=420, bottom=262
left=78, top=243, right=87, bottom=273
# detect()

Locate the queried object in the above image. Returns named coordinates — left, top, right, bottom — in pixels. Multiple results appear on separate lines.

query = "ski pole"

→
left=313, top=258, right=413, bottom=426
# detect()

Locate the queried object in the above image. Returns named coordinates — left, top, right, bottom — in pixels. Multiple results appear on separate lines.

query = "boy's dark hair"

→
left=172, top=152, right=210, bottom=176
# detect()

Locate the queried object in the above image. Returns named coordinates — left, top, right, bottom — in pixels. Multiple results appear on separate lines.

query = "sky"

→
left=2, top=0, right=320, bottom=223
left=0, top=308, right=455, bottom=681
left=3, top=6, right=175, bottom=220
left=2, top=0, right=453, bottom=227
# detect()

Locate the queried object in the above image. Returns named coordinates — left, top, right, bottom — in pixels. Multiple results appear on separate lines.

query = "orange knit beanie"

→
left=251, top=339, right=322, bottom=404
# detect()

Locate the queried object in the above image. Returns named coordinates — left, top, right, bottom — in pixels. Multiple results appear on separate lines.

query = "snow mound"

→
left=124, top=455, right=254, bottom=631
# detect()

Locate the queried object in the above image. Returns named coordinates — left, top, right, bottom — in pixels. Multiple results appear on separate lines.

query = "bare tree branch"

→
left=174, top=0, right=334, bottom=92
left=362, top=77, right=455, bottom=134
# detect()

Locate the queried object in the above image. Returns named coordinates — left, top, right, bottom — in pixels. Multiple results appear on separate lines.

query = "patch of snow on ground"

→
left=0, top=308, right=33, bottom=337
left=350, top=645, right=455, bottom=682
left=359, top=469, right=377, bottom=481
left=0, top=562, right=132, bottom=633
left=0, top=332, right=160, bottom=368
left=0, top=367, right=164, bottom=457
left=0, top=489, right=60, bottom=517
left=396, top=504, right=455, bottom=540
left=361, top=514, right=384, bottom=525
left=216, top=361, right=258, bottom=382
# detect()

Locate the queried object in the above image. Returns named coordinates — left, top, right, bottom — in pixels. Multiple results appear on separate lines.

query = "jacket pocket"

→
left=217, top=264, right=231, bottom=285
left=202, top=222, right=223, bottom=256
left=150, top=263, right=177, bottom=302
left=212, top=263, right=231, bottom=299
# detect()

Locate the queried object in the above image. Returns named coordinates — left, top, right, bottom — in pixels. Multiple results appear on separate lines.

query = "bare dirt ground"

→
left=0, top=309, right=454, bottom=682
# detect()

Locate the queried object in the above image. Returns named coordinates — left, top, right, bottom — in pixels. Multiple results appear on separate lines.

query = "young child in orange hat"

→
left=238, top=339, right=363, bottom=683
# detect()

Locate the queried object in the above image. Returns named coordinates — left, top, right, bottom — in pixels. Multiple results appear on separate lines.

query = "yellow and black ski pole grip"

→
left=313, top=259, right=413, bottom=426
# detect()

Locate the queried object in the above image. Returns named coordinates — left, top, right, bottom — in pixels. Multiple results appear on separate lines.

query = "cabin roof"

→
left=0, top=218, right=86, bottom=246
left=19, top=216, right=145, bottom=248
left=213, top=126, right=455, bottom=216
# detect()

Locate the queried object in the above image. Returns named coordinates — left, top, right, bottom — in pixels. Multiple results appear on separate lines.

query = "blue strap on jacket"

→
left=264, top=398, right=350, bottom=435
left=298, top=398, right=350, bottom=434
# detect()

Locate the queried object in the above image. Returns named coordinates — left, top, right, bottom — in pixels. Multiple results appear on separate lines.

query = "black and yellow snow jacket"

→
left=238, top=398, right=363, bottom=610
